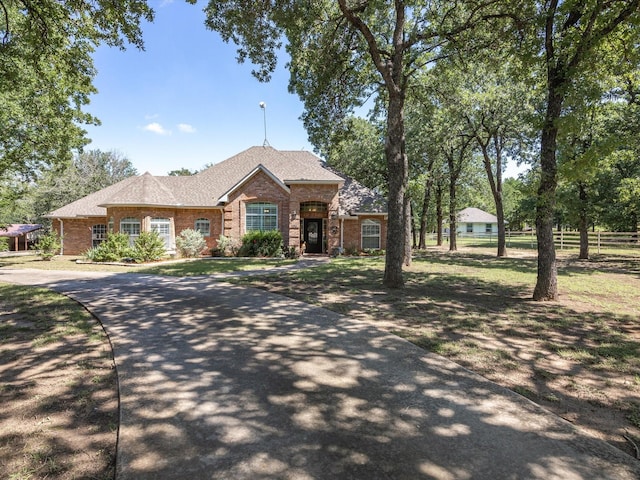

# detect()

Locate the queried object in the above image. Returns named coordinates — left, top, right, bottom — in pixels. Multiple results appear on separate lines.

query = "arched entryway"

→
left=300, top=201, right=328, bottom=254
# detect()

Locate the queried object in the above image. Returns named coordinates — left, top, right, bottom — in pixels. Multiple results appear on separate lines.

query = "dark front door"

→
left=304, top=219, right=323, bottom=254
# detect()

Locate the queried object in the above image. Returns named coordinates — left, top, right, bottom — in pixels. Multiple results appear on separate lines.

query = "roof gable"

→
left=218, top=164, right=290, bottom=203
left=457, top=207, right=498, bottom=224
left=196, top=146, right=343, bottom=202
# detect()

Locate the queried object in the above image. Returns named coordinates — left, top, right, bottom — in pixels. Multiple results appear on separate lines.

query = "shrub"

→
left=132, top=231, right=166, bottom=262
left=83, top=233, right=135, bottom=262
left=344, top=244, right=360, bottom=256
left=216, top=234, right=241, bottom=257
left=176, top=229, right=207, bottom=258
left=239, top=230, right=283, bottom=257
left=0, top=237, right=8, bottom=252
left=32, top=231, right=62, bottom=260
left=283, top=245, right=300, bottom=259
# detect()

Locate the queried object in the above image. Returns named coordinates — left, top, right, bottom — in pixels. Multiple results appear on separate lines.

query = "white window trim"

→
left=361, top=219, right=381, bottom=250
left=245, top=202, right=278, bottom=232
left=195, top=218, right=211, bottom=237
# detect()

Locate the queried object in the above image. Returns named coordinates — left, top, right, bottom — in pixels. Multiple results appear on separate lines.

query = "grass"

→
left=0, top=282, right=118, bottom=480
left=0, top=253, right=298, bottom=275
left=2, top=246, right=640, bottom=459
left=231, top=247, right=640, bottom=454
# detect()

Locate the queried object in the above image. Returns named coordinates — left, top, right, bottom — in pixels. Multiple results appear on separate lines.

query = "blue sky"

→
left=84, top=0, right=312, bottom=175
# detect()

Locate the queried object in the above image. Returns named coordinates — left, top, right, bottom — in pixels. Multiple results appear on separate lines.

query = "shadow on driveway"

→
left=2, top=269, right=639, bottom=479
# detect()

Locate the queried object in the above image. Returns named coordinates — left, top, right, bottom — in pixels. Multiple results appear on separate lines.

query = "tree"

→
left=521, top=0, right=640, bottom=300
left=204, top=0, right=510, bottom=287
left=168, top=168, right=197, bottom=176
left=1, top=1, right=156, bottom=178
left=456, top=60, right=534, bottom=257
left=8, top=150, right=137, bottom=223
left=323, top=117, right=387, bottom=192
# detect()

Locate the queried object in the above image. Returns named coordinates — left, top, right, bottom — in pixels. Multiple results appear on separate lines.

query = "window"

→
left=485, top=223, right=493, bottom=233
left=466, top=224, right=473, bottom=233
left=361, top=219, right=381, bottom=250
left=246, top=202, right=278, bottom=232
left=92, top=224, right=107, bottom=248
left=151, top=218, right=171, bottom=249
left=120, top=217, right=140, bottom=245
left=300, top=201, right=328, bottom=214
left=195, top=218, right=210, bottom=236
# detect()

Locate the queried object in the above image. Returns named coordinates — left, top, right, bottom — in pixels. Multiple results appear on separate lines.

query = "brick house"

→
left=46, top=146, right=388, bottom=256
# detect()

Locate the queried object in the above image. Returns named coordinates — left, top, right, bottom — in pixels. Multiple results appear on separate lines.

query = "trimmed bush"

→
left=83, top=233, right=135, bottom=262
left=176, top=229, right=207, bottom=258
left=133, top=231, right=166, bottom=262
left=32, top=231, right=61, bottom=260
left=216, top=234, right=241, bottom=257
left=239, top=230, right=283, bottom=257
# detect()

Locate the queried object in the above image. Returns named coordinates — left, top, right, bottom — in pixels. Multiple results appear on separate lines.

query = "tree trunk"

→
left=578, top=182, right=589, bottom=259
left=533, top=76, right=562, bottom=301
left=448, top=160, right=457, bottom=252
left=480, top=142, right=507, bottom=257
left=436, top=180, right=443, bottom=246
left=383, top=92, right=408, bottom=288
left=418, top=159, right=435, bottom=249
left=405, top=196, right=412, bottom=266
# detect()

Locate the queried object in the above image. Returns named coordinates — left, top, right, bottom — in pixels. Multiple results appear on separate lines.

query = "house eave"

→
left=286, top=180, right=343, bottom=186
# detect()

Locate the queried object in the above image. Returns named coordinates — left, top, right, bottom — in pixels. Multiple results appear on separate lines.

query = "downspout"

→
left=58, top=219, right=64, bottom=255
left=340, top=218, right=344, bottom=250
left=221, top=208, right=225, bottom=238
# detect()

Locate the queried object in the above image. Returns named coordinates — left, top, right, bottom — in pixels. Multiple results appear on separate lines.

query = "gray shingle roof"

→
left=457, top=207, right=498, bottom=223
left=46, top=146, right=386, bottom=218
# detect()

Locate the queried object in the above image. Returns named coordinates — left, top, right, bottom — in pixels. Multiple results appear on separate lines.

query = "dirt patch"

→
left=0, top=284, right=118, bottom=480
left=237, top=250, right=640, bottom=461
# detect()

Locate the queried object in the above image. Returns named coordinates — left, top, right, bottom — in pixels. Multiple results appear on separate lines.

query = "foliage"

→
left=168, top=168, right=196, bottom=176
left=132, top=231, right=167, bottom=263
left=84, top=233, right=135, bottom=263
left=216, top=235, right=242, bottom=257
left=32, top=231, right=61, bottom=260
left=0, top=1, right=156, bottom=179
left=203, top=0, right=512, bottom=287
left=176, top=229, right=207, bottom=258
left=0, top=149, right=137, bottom=224
left=282, top=245, right=300, bottom=259
left=238, top=230, right=283, bottom=257
left=324, top=117, right=387, bottom=192
left=0, top=236, right=8, bottom=251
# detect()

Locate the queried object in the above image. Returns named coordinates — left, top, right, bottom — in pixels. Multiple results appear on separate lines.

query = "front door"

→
left=304, top=219, right=323, bottom=254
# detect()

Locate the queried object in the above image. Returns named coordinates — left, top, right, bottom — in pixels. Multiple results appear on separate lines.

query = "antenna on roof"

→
left=259, top=101, right=270, bottom=147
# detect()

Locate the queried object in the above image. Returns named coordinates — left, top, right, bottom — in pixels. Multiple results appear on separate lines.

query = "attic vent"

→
left=300, top=201, right=328, bottom=214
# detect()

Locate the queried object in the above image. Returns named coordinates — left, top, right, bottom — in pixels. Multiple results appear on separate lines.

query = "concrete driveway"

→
left=2, top=268, right=639, bottom=479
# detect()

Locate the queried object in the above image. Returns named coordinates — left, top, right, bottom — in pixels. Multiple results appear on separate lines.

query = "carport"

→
left=0, top=224, right=42, bottom=251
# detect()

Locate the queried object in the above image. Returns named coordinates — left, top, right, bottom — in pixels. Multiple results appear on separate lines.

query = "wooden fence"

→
left=435, top=231, right=640, bottom=254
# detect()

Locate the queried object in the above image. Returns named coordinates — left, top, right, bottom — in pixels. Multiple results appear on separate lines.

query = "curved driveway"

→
left=2, top=267, right=639, bottom=480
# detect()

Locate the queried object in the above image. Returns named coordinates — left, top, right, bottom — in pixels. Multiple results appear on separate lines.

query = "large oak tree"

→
left=0, top=0, right=157, bottom=179
left=204, top=0, right=509, bottom=287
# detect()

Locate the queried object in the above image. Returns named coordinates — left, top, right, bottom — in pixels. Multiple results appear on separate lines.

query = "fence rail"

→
left=432, top=231, right=640, bottom=254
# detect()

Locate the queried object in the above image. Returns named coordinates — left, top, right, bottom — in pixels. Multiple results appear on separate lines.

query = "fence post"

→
left=597, top=232, right=601, bottom=254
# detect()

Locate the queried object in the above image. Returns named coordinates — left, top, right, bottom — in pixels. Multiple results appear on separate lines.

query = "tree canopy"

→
left=0, top=0, right=158, bottom=179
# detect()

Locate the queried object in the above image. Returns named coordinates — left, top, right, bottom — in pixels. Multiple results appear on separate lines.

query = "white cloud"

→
left=144, top=113, right=159, bottom=120
left=143, top=122, right=171, bottom=136
left=178, top=123, right=196, bottom=133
